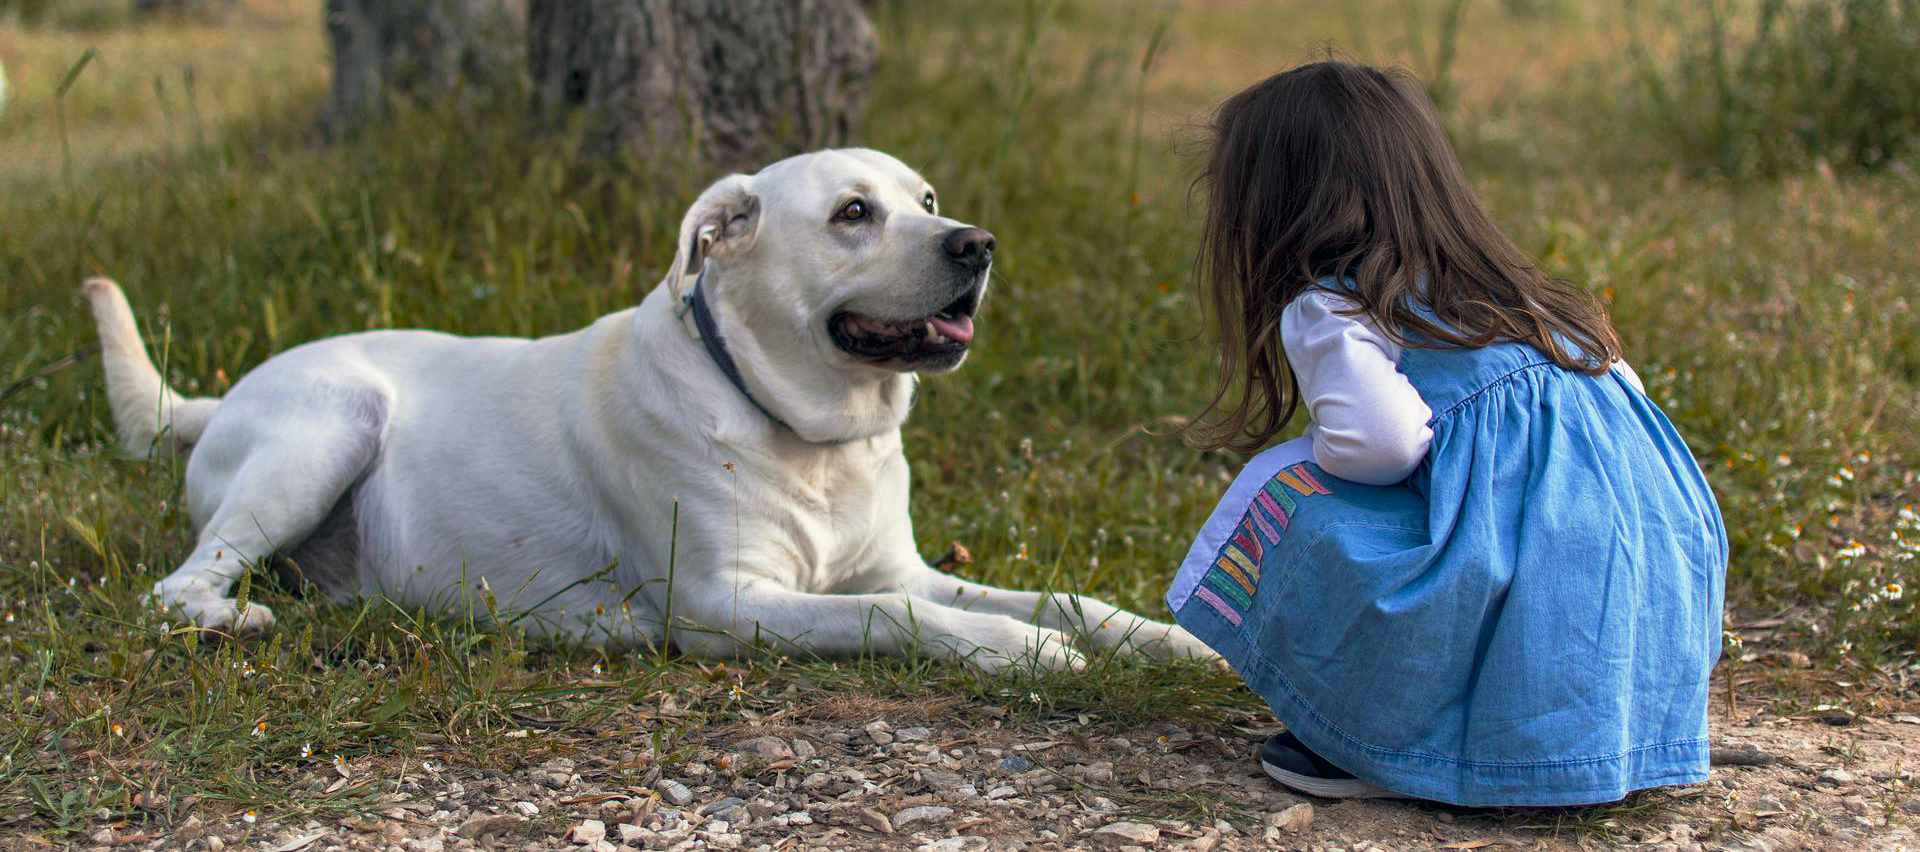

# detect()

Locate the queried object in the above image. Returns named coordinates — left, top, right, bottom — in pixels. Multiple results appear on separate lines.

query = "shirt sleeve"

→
left=1279, top=291, right=1434, bottom=485
left=1612, top=359, right=1646, bottom=394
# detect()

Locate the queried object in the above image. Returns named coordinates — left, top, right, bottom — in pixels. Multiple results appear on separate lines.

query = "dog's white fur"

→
left=86, top=148, right=1212, bottom=671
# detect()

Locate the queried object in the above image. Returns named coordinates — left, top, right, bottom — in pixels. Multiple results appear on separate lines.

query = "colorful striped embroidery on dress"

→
left=1190, top=463, right=1334, bottom=626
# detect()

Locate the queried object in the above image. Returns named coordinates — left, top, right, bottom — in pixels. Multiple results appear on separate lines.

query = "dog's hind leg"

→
left=155, top=388, right=386, bottom=632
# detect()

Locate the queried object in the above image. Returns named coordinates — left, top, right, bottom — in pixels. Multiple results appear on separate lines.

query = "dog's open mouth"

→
left=830, top=291, right=979, bottom=364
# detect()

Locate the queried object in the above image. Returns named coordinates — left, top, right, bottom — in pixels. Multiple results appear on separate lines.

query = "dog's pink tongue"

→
left=930, top=314, right=974, bottom=345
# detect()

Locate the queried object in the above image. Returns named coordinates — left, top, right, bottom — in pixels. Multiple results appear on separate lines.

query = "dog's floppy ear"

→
left=668, top=174, right=760, bottom=299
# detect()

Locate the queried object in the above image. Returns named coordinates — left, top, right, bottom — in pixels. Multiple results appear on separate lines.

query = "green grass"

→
left=1, top=0, right=1917, bottom=836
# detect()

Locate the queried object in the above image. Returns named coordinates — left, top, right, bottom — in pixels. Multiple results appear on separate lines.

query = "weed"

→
left=1628, top=0, right=1920, bottom=177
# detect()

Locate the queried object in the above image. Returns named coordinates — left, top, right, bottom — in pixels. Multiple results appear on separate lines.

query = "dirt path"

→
left=34, top=696, right=1917, bottom=852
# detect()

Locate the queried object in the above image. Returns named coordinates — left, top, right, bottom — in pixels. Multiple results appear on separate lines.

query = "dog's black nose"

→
left=942, top=227, right=996, bottom=272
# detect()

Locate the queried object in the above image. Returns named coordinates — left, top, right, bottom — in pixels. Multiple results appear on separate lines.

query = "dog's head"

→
left=666, top=149, right=995, bottom=442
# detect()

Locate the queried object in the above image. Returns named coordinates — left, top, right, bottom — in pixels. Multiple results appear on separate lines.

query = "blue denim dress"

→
left=1167, top=338, right=1728, bottom=806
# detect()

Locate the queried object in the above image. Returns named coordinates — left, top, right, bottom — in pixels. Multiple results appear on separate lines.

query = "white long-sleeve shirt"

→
left=1279, top=291, right=1644, bottom=486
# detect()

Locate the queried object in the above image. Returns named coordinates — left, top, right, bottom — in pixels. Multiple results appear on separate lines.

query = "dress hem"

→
left=1175, top=593, right=1712, bottom=808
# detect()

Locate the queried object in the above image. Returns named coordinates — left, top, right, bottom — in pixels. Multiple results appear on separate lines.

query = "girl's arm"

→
left=1279, top=291, right=1433, bottom=485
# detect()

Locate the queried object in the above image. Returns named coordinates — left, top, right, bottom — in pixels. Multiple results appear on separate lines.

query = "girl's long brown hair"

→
left=1184, top=60, right=1622, bottom=453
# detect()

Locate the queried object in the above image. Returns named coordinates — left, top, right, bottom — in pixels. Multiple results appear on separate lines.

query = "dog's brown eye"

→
left=836, top=199, right=868, bottom=222
left=921, top=192, right=936, bottom=213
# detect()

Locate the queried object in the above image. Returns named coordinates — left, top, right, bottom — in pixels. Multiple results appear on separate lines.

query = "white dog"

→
left=86, top=148, right=1212, bottom=671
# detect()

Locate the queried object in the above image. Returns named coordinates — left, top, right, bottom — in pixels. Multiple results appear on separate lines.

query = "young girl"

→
left=1165, top=61, right=1727, bottom=807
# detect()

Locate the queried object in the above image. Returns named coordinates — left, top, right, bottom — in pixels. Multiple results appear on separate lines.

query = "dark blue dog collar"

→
left=682, top=269, right=787, bottom=430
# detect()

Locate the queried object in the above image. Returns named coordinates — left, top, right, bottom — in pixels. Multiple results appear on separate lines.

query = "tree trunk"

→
left=527, top=0, right=877, bottom=170
left=320, top=0, right=527, bottom=139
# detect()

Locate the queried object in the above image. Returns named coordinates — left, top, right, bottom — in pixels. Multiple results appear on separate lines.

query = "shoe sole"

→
left=1260, top=758, right=1400, bottom=799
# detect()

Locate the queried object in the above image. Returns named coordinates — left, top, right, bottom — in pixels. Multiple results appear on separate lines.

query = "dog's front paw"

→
left=155, top=591, right=276, bottom=634
left=969, top=625, right=1086, bottom=674
left=1025, top=627, right=1088, bottom=672
left=1123, top=622, right=1223, bottom=665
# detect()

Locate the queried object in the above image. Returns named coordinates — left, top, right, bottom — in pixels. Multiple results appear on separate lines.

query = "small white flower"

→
left=242, top=810, right=257, bottom=824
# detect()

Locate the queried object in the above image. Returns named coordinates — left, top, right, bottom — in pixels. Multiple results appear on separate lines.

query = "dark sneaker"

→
left=1259, top=731, right=1398, bottom=799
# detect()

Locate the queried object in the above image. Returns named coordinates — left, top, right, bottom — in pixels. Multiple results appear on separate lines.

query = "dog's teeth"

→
left=924, top=321, right=937, bottom=339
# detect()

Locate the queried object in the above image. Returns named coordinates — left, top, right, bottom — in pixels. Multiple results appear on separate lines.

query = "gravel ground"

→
left=19, top=702, right=1920, bottom=852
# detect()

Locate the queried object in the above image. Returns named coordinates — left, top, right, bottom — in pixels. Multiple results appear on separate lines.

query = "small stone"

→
left=859, top=807, right=893, bottom=834
left=512, top=801, right=540, bottom=817
left=1710, top=747, right=1774, bottom=767
left=1090, top=822, right=1160, bottom=848
left=205, top=836, right=226, bottom=852
left=1082, top=761, right=1115, bottom=784
left=570, top=820, right=606, bottom=845
left=892, top=806, right=953, bottom=829
left=659, top=780, right=694, bottom=806
left=987, top=786, right=1018, bottom=800
left=923, top=770, right=969, bottom=791
left=457, top=814, right=517, bottom=838
left=618, top=824, right=648, bottom=844
left=1266, top=803, right=1314, bottom=834
left=1843, top=796, right=1873, bottom=815
left=999, top=756, right=1033, bottom=773
left=895, top=726, right=933, bottom=742
left=699, top=797, right=746, bottom=818
left=791, top=739, right=817, bottom=760
left=89, top=829, right=114, bottom=845
left=917, top=838, right=989, bottom=852
left=1818, top=769, right=1857, bottom=786
left=736, top=736, right=794, bottom=760
left=174, top=816, right=206, bottom=843
left=865, top=721, right=895, bottom=745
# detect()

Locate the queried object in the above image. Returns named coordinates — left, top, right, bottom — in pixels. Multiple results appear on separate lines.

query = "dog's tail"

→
left=83, top=277, right=220, bottom=457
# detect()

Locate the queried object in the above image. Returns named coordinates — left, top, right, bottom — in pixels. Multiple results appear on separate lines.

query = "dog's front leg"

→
left=896, top=563, right=1218, bottom=663
left=663, top=577, right=1086, bottom=673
